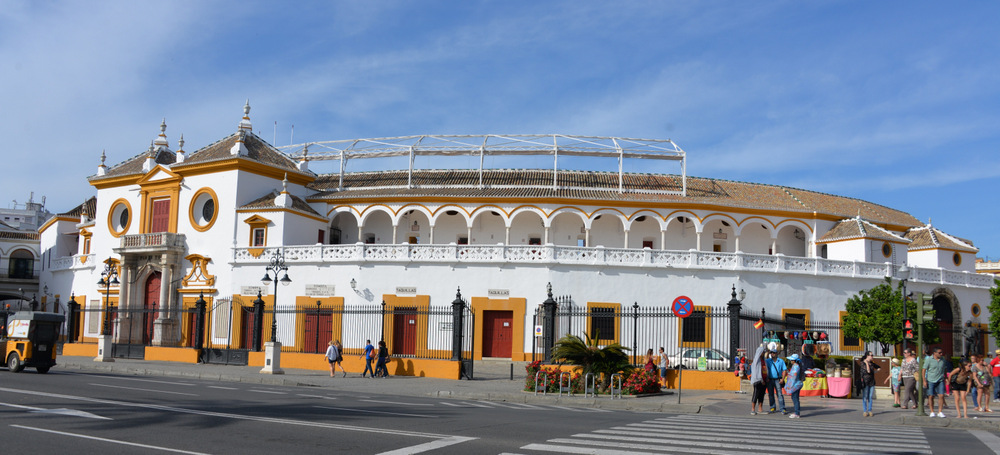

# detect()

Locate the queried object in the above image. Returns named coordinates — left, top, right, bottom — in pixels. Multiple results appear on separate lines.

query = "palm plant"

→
left=550, top=331, right=631, bottom=389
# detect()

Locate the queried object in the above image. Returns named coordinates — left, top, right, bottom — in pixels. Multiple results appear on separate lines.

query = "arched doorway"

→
left=143, top=272, right=161, bottom=344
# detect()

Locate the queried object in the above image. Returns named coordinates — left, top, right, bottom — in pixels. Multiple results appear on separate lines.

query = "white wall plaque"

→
left=241, top=286, right=267, bottom=296
left=396, top=286, right=417, bottom=294
left=304, top=284, right=335, bottom=296
left=488, top=289, right=510, bottom=297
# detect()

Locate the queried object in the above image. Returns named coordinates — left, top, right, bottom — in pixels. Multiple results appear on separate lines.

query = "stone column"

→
left=153, top=254, right=179, bottom=346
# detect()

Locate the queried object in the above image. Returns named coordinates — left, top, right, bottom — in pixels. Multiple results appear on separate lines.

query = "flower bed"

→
left=524, top=360, right=661, bottom=395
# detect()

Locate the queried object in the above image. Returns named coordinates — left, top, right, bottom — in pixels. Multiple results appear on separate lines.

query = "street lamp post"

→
left=259, top=249, right=290, bottom=374
left=95, top=258, right=119, bottom=362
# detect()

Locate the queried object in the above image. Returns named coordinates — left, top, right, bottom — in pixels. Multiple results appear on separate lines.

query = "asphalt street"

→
left=1, top=368, right=998, bottom=454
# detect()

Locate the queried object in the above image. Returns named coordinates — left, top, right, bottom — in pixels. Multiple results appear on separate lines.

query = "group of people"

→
left=324, top=339, right=391, bottom=379
left=894, top=347, right=998, bottom=418
left=748, top=345, right=806, bottom=418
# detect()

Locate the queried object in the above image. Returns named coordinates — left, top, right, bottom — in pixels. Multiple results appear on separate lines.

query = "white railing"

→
left=231, top=244, right=995, bottom=288
left=119, top=232, right=186, bottom=250
left=48, top=254, right=95, bottom=272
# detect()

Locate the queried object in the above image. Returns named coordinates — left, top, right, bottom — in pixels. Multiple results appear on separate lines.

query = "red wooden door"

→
left=240, top=307, right=254, bottom=349
left=143, top=272, right=161, bottom=344
left=482, top=311, right=513, bottom=358
left=392, top=307, right=417, bottom=356
left=304, top=312, right=333, bottom=353
left=185, top=311, right=196, bottom=347
left=150, top=199, right=171, bottom=233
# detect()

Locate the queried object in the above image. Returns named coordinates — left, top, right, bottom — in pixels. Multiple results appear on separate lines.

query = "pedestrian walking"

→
left=374, top=340, right=390, bottom=378
left=784, top=354, right=805, bottom=418
left=949, top=359, right=972, bottom=418
left=991, top=350, right=1000, bottom=401
left=749, top=345, right=767, bottom=415
left=643, top=348, right=656, bottom=373
left=969, top=353, right=981, bottom=410
left=859, top=351, right=880, bottom=416
left=325, top=341, right=346, bottom=378
left=360, top=339, right=375, bottom=378
left=658, top=347, right=670, bottom=388
left=922, top=347, right=948, bottom=418
left=765, top=348, right=787, bottom=414
left=884, top=357, right=901, bottom=408
left=900, top=348, right=918, bottom=409
left=973, top=354, right=993, bottom=413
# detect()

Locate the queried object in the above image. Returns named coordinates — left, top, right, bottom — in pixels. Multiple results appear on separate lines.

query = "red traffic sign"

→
left=672, top=296, right=694, bottom=318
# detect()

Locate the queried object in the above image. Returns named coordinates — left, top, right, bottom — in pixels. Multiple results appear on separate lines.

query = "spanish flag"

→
left=754, top=319, right=764, bottom=329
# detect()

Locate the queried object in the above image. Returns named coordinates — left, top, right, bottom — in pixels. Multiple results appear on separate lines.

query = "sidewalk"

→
left=51, top=356, right=1000, bottom=432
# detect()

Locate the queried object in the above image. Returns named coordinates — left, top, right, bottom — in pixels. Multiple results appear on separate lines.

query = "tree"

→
left=987, top=280, right=1000, bottom=344
left=843, top=277, right=937, bottom=355
left=550, top=331, right=631, bottom=389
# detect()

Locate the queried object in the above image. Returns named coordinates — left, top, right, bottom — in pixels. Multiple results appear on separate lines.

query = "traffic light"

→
left=903, top=318, right=915, bottom=340
left=915, top=293, right=934, bottom=323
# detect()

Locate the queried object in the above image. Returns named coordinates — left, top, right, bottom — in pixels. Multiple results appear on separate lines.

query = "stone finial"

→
left=97, top=149, right=107, bottom=176
left=238, top=99, right=253, bottom=132
left=153, top=118, right=169, bottom=149
left=175, top=134, right=186, bottom=163
left=281, top=173, right=289, bottom=193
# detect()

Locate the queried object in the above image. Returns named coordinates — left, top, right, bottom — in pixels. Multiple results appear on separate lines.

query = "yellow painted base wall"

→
left=665, top=370, right=741, bottom=391
left=62, top=343, right=98, bottom=357
left=247, top=352, right=461, bottom=380
left=145, top=346, right=199, bottom=363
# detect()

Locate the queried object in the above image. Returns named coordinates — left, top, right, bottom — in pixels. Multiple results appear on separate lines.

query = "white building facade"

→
left=39, top=104, right=994, bottom=362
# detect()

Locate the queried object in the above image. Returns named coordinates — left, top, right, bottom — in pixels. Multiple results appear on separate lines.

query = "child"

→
left=884, top=357, right=901, bottom=407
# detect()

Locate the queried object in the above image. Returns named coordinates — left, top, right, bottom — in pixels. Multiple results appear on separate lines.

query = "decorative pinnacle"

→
left=159, top=118, right=167, bottom=136
left=244, top=99, right=251, bottom=117
left=100, top=149, right=106, bottom=166
left=178, top=134, right=185, bottom=151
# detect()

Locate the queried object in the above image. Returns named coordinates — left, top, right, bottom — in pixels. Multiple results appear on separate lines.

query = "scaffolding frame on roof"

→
left=278, top=134, right=687, bottom=196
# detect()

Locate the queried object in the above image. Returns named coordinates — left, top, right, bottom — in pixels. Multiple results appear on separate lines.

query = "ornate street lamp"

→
left=97, top=258, right=120, bottom=336
left=260, top=250, right=291, bottom=343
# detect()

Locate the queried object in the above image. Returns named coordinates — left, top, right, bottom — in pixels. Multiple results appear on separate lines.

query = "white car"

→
left=669, top=348, right=731, bottom=371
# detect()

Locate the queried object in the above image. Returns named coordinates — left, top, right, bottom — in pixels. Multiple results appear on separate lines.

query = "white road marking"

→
left=361, top=399, right=434, bottom=407
left=314, top=405, right=438, bottom=418
left=296, top=393, right=337, bottom=399
left=970, top=430, right=1000, bottom=454
left=376, top=435, right=477, bottom=455
left=207, top=385, right=237, bottom=390
left=10, top=425, right=210, bottom=454
left=0, top=386, right=472, bottom=443
left=0, top=403, right=111, bottom=420
left=521, top=443, right=648, bottom=455
left=246, top=389, right=287, bottom=395
left=63, top=372, right=195, bottom=387
left=89, top=383, right=198, bottom=397
left=438, top=401, right=462, bottom=407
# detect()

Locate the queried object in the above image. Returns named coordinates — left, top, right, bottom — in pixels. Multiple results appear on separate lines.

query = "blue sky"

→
left=2, top=1, right=998, bottom=258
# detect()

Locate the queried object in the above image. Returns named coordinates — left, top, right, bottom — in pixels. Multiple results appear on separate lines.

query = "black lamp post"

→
left=542, top=282, right=557, bottom=363
left=727, top=284, right=746, bottom=371
left=97, top=258, right=120, bottom=336
left=260, top=250, right=291, bottom=344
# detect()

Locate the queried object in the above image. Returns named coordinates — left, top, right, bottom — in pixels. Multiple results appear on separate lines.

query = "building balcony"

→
left=49, top=254, right=96, bottom=272
left=115, top=232, right=187, bottom=255
left=232, top=244, right=996, bottom=289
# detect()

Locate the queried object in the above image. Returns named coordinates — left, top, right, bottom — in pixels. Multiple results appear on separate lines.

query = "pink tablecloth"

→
left=828, top=376, right=852, bottom=398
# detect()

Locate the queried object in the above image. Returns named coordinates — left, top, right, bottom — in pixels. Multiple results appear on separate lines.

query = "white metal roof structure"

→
left=278, top=134, right=687, bottom=195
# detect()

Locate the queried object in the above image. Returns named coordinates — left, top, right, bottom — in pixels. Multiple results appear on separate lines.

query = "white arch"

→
left=508, top=207, right=548, bottom=228
left=430, top=205, right=472, bottom=227
left=393, top=205, right=434, bottom=226
left=624, top=209, right=668, bottom=231
left=735, top=217, right=776, bottom=237
left=358, top=205, right=396, bottom=226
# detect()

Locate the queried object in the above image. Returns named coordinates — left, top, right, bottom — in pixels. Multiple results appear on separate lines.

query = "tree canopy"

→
left=987, top=280, right=1000, bottom=344
left=843, top=277, right=936, bottom=355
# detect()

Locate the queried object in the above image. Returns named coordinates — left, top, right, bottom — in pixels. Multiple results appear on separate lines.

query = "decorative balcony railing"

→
left=233, top=244, right=996, bottom=289
left=117, top=232, right=186, bottom=252
left=48, top=254, right=95, bottom=272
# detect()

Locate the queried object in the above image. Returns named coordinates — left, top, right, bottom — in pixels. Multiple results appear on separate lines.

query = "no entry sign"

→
left=672, top=296, right=694, bottom=318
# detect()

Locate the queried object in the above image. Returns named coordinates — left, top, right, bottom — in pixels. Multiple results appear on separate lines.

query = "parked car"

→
left=668, top=348, right=731, bottom=371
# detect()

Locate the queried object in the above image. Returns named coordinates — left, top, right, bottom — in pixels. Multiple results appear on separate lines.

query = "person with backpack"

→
left=360, top=339, right=375, bottom=378
left=784, top=354, right=806, bottom=418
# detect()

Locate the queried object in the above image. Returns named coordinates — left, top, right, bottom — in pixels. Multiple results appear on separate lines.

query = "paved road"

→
left=2, top=368, right=998, bottom=454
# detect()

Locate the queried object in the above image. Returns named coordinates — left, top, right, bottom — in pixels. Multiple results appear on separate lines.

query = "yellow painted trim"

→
left=244, top=215, right=271, bottom=247
left=382, top=294, right=431, bottom=356
left=816, top=237, right=909, bottom=246
left=107, top=198, right=133, bottom=238
left=181, top=254, right=216, bottom=287
left=61, top=343, right=98, bottom=357
left=246, top=352, right=462, bottom=379
left=171, top=158, right=315, bottom=186
left=679, top=305, right=712, bottom=348
left=781, top=308, right=811, bottom=327
left=188, top=187, right=220, bottom=232
left=38, top=215, right=80, bottom=235
left=839, top=310, right=864, bottom=350
left=145, top=346, right=200, bottom=363
left=90, top=174, right=143, bottom=190
left=586, top=302, right=622, bottom=345
left=294, top=296, right=344, bottom=353
left=881, top=241, right=892, bottom=258
left=177, top=288, right=217, bottom=295
left=470, top=296, right=527, bottom=361
left=235, top=206, right=328, bottom=223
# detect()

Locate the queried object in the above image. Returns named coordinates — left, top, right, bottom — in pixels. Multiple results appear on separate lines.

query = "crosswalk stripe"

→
left=519, top=415, right=932, bottom=455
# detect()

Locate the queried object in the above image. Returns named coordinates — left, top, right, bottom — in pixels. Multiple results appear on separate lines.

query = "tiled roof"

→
left=59, top=197, right=97, bottom=219
left=816, top=217, right=910, bottom=243
left=90, top=148, right=177, bottom=180
left=905, top=225, right=978, bottom=253
left=308, top=169, right=921, bottom=227
left=239, top=190, right=322, bottom=217
left=0, top=229, right=39, bottom=240
left=180, top=131, right=304, bottom=174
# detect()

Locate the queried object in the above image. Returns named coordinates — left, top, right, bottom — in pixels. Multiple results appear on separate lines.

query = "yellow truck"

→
left=2, top=311, right=65, bottom=373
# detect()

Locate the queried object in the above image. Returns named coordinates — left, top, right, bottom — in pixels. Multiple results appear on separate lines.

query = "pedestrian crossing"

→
left=438, top=400, right=612, bottom=413
left=513, top=414, right=931, bottom=454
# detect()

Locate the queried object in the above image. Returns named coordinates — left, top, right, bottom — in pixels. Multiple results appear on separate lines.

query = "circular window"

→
left=972, top=303, right=981, bottom=317
left=189, top=188, right=219, bottom=232
left=108, top=199, right=132, bottom=237
left=881, top=242, right=892, bottom=258
left=953, top=252, right=962, bottom=266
